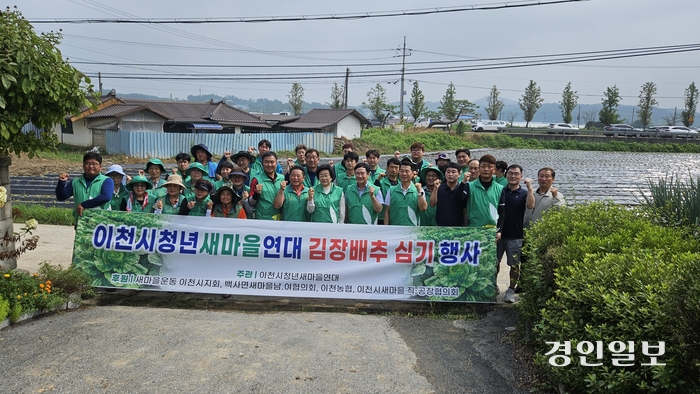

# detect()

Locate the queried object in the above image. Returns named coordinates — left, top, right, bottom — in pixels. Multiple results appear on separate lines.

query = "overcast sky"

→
left=16, top=0, right=700, bottom=113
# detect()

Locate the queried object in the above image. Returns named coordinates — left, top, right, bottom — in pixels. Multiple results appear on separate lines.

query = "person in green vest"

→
left=335, top=151, right=359, bottom=190
left=213, top=161, right=234, bottom=190
left=174, top=152, right=191, bottom=180
left=249, top=139, right=283, bottom=179
left=345, top=162, right=383, bottom=225
left=308, top=164, right=345, bottom=223
left=154, top=174, right=186, bottom=215
left=373, top=157, right=400, bottom=225
left=183, top=162, right=215, bottom=200
left=330, top=142, right=354, bottom=179
left=178, top=179, right=213, bottom=216
left=494, top=160, right=508, bottom=187
left=455, top=154, right=504, bottom=228
left=228, top=166, right=252, bottom=215
left=455, top=148, right=471, bottom=179
left=231, top=151, right=255, bottom=186
left=105, top=164, right=129, bottom=212
left=273, top=165, right=310, bottom=222
left=248, top=151, right=284, bottom=220
left=191, top=143, right=219, bottom=180
left=56, top=152, right=114, bottom=223
left=121, top=175, right=156, bottom=213
left=209, top=185, right=245, bottom=218
left=383, top=158, right=427, bottom=226
left=418, top=165, right=444, bottom=227
left=145, top=158, right=167, bottom=198
left=302, top=148, right=321, bottom=188
left=365, top=149, right=386, bottom=185
left=408, top=141, right=431, bottom=170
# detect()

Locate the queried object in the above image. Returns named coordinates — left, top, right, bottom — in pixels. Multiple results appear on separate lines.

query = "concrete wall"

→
left=55, top=119, right=94, bottom=147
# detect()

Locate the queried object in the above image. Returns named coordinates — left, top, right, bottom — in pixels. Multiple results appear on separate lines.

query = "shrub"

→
left=521, top=202, right=700, bottom=392
left=12, top=204, right=75, bottom=226
left=0, top=295, right=9, bottom=322
left=0, top=271, right=65, bottom=317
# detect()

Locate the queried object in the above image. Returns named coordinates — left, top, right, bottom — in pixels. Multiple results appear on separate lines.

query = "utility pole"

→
left=98, top=72, right=103, bottom=95
left=394, top=36, right=411, bottom=120
left=343, top=68, right=350, bottom=109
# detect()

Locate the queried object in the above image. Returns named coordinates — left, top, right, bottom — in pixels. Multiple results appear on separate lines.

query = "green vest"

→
left=250, top=157, right=264, bottom=179
left=335, top=171, right=356, bottom=190
left=212, top=203, right=242, bottom=218
left=282, top=185, right=310, bottom=222
left=466, top=180, right=504, bottom=227
left=387, top=183, right=420, bottom=226
left=376, top=176, right=398, bottom=222
left=157, top=195, right=185, bottom=215
left=128, top=192, right=157, bottom=213
left=494, top=175, right=508, bottom=187
left=253, top=173, right=283, bottom=220
left=310, top=184, right=343, bottom=223
left=419, top=188, right=437, bottom=226
left=71, top=174, right=111, bottom=220
left=109, top=186, right=129, bottom=211
left=303, top=167, right=319, bottom=188
left=187, top=195, right=211, bottom=217
left=368, top=167, right=386, bottom=185
left=345, top=185, right=379, bottom=225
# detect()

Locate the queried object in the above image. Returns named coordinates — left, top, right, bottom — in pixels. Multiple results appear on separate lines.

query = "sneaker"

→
left=514, top=286, right=524, bottom=294
left=504, top=288, right=515, bottom=303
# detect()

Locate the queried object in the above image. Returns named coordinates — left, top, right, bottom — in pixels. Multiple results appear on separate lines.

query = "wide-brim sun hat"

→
left=188, top=162, right=208, bottom=174
left=105, top=164, right=126, bottom=177
left=419, top=165, right=445, bottom=184
left=213, top=184, right=242, bottom=205
left=163, top=174, right=185, bottom=189
left=126, top=175, right=153, bottom=191
left=144, top=158, right=166, bottom=173
left=190, top=144, right=212, bottom=160
left=232, top=151, right=255, bottom=163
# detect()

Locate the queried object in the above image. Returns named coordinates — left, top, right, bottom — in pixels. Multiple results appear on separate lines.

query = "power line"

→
left=29, top=0, right=586, bottom=24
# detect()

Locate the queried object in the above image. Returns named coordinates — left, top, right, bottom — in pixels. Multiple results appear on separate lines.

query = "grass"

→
left=12, top=204, right=75, bottom=226
left=638, top=174, right=700, bottom=228
left=353, top=128, right=700, bottom=155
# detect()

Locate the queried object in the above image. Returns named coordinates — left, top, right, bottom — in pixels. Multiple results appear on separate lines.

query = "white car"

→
left=546, top=123, right=580, bottom=134
left=472, top=120, right=507, bottom=132
left=415, top=117, right=448, bottom=129
left=658, top=126, right=699, bottom=139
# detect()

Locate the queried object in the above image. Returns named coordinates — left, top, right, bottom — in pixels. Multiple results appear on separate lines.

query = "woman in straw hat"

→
left=154, top=174, right=187, bottom=215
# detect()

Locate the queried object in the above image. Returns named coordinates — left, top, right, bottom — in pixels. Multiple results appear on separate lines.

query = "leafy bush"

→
left=38, top=262, right=94, bottom=298
left=521, top=202, right=700, bottom=392
left=0, top=295, right=9, bottom=322
left=0, top=271, right=65, bottom=319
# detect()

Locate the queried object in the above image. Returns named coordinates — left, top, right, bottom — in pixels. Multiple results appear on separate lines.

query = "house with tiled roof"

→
left=55, top=90, right=271, bottom=148
left=279, top=109, right=371, bottom=139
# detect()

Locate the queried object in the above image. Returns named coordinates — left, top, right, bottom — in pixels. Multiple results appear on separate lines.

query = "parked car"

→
left=546, top=123, right=580, bottom=134
left=658, top=126, right=699, bottom=139
left=602, top=124, right=642, bottom=137
left=415, top=117, right=448, bottom=129
left=472, top=120, right=507, bottom=132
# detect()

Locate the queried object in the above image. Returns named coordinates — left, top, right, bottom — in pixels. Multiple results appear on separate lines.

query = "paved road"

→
left=0, top=304, right=526, bottom=393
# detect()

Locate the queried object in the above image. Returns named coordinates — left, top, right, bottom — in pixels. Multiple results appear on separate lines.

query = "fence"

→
left=106, top=130, right=335, bottom=158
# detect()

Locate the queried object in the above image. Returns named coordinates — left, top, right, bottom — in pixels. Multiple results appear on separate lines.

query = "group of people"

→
left=57, top=139, right=565, bottom=302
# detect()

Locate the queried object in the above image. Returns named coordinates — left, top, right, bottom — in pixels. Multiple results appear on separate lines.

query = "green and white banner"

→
left=74, top=210, right=497, bottom=302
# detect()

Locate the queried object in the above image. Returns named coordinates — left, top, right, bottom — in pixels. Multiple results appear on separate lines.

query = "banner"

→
left=73, top=210, right=498, bottom=302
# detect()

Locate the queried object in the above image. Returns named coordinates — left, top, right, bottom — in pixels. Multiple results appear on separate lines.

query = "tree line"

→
left=286, top=79, right=700, bottom=130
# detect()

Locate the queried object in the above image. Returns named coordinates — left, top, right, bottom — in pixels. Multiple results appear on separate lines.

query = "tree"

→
left=681, top=82, right=699, bottom=127
left=663, top=110, right=679, bottom=126
left=559, top=82, right=579, bottom=124
left=518, top=80, right=544, bottom=128
left=287, top=83, right=305, bottom=115
left=327, top=82, right=344, bottom=109
left=407, top=81, right=426, bottom=123
left=598, top=85, right=623, bottom=125
left=506, top=111, right=518, bottom=127
left=0, top=6, right=93, bottom=157
left=636, top=82, right=658, bottom=129
left=582, top=108, right=598, bottom=129
left=362, top=83, right=395, bottom=128
left=439, top=82, right=458, bottom=120
left=485, top=85, right=505, bottom=120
